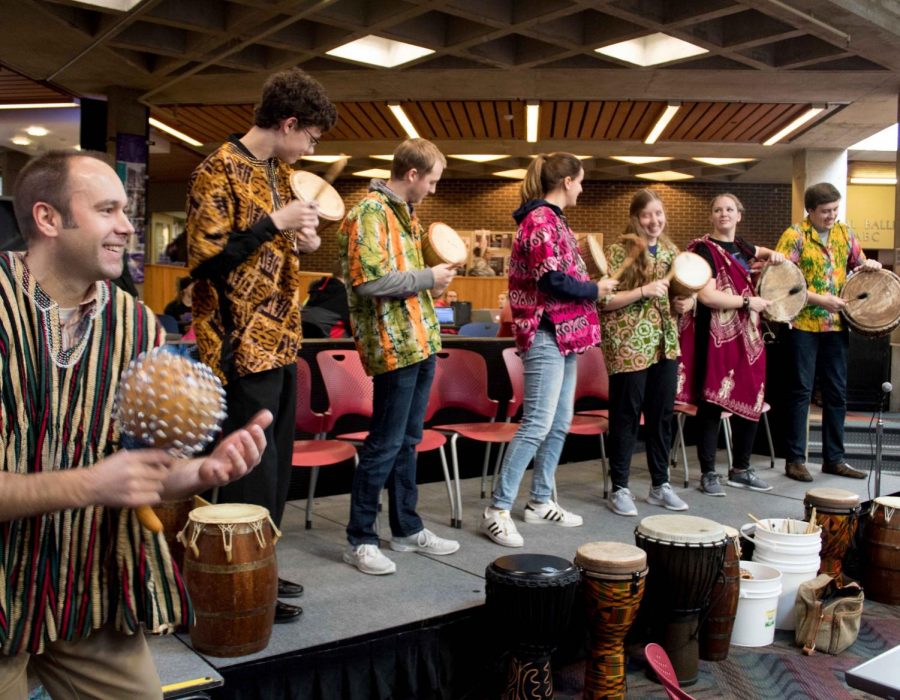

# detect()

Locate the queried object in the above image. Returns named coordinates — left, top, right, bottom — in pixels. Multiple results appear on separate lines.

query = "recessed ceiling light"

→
left=849, top=123, right=898, bottom=152
left=370, top=155, right=394, bottom=161
left=494, top=169, right=529, bottom=179
left=526, top=101, right=539, bottom=143
left=149, top=117, right=203, bottom=147
left=763, top=106, right=824, bottom=146
left=611, top=156, right=672, bottom=164
left=693, top=157, right=755, bottom=166
left=849, top=177, right=896, bottom=185
left=327, top=35, right=434, bottom=68
left=0, top=102, right=79, bottom=110
left=644, top=104, right=680, bottom=145
left=70, top=0, right=142, bottom=10
left=635, top=170, right=694, bottom=182
left=353, top=168, right=392, bottom=178
left=25, top=126, right=49, bottom=137
left=301, top=155, right=350, bottom=163
left=11, top=136, right=32, bottom=146
left=595, top=33, right=707, bottom=67
left=449, top=155, right=506, bottom=163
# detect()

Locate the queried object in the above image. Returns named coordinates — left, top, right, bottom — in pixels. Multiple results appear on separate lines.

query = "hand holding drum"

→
left=115, top=348, right=227, bottom=532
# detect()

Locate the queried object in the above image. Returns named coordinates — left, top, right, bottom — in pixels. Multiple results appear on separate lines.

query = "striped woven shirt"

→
left=0, top=253, right=191, bottom=655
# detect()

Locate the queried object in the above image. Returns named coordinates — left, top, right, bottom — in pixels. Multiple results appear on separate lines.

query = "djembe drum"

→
left=863, top=496, right=900, bottom=604
left=575, top=542, right=647, bottom=700
left=116, top=348, right=227, bottom=533
left=757, top=261, right=808, bottom=324
left=485, top=554, right=580, bottom=700
left=635, top=515, right=727, bottom=685
left=423, top=222, right=467, bottom=268
left=178, top=503, right=281, bottom=657
left=578, top=234, right=608, bottom=280
left=841, top=268, right=900, bottom=337
left=699, top=525, right=741, bottom=661
left=669, top=252, right=712, bottom=298
left=804, top=487, right=861, bottom=576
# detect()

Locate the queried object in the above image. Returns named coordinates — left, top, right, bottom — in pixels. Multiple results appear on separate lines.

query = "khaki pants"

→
left=0, top=626, right=162, bottom=700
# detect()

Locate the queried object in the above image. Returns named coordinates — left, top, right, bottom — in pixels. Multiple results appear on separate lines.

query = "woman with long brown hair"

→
left=600, top=189, right=693, bottom=517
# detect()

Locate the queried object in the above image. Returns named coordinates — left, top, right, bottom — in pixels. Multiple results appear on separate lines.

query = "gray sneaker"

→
left=647, top=483, right=689, bottom=511
left=727, top=468, right=773, bottom=492
left=608, top=488, right=638, bottom=517
left=700, top=472, right=725, bottom=497
left=390, top=528, right=460, bottom=555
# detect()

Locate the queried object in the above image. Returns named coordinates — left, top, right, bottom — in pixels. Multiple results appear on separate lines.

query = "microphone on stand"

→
left=874, top=382, right=891, bottom=498
left=882, top=382, right=893, bottom=412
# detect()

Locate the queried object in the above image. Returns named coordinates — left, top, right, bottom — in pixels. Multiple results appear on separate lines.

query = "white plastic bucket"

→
left=731, top=561, right=782, bottom=647
left=741, top=523, right=821, bottom=631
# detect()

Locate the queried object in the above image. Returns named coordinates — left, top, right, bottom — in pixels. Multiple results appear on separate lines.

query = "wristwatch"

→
left=742, top=296, right=750, bottom=310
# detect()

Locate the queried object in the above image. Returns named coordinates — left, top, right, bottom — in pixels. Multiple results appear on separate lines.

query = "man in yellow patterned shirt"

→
left=187, top=69, right=336, bottom=619
left=775, top=182, right=881, bottom=483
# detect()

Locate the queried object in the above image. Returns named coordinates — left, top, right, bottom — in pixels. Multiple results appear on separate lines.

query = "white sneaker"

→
left=608, top=488, right=638, bottom=517
left=647, top=483, right=689, bottom=511
left=523, top=500, right=583, bottom=527
left=390, top=528, right=460, bottom=555
left=481, top=507, right=524, bottom=547
left=343, top=544, right=396, bottom=575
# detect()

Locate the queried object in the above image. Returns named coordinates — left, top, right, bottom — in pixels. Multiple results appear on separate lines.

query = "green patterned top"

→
left=600, top=242, right=680, bottom=375
left=339, top=182, right=441, bottom=376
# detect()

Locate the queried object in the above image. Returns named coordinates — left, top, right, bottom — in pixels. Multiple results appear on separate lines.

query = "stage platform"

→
left=149, top=447, right=900, bottom=699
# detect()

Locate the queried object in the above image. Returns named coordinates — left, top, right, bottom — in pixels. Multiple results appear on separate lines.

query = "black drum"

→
left=485, top=554, right=580, bottom=700
left=635, top=515, right=727, bottom=686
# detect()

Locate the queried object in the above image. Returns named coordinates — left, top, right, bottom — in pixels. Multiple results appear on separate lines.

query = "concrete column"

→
left=791, top=149, right=848, bottom=221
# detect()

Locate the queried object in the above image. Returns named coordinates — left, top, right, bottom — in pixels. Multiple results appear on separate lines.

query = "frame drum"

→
left=669, top=252, right=712, bottom=298
left=840, top=268, right=900, bottom=338
left=423, top=222, right=467, bottom=267
left=757, top=261, right=808, bottom=324
left=289, top=170, right=346, bottom=221
left=179, top=504, right=281, bottom=657
left=578, top=234, right=608, bottom=280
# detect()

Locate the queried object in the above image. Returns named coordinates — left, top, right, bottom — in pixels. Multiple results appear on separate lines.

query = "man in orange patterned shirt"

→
left=775, top=182, right=881, bottom=483
left=187, top=69, right=336, bottom=620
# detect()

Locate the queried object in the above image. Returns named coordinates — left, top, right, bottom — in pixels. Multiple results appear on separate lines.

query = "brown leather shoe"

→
left=785, top=461, right=813, bottom=482
left=822, top=462, right=867, bottom=479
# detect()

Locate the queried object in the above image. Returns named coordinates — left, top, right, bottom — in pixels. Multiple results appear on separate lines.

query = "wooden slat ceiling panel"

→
left=151, top=100, right=823, bottom=146
left=0, top=67, right=72, bottom=103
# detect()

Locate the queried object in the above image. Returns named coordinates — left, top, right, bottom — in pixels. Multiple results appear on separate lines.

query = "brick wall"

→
left=304, top=179, right=792, bottom=272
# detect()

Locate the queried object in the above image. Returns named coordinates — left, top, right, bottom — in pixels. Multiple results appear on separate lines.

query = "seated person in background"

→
left=498, top=291, right=507, bottom=309
left=301, top=262, right=352, bottom=338
left=434, top=289, right=458, bottom=307
left=164, top=230, right=188, bottom=263
left=164, top=276, right=195, bottom=334
left=468, top=246, right=496, bottom=276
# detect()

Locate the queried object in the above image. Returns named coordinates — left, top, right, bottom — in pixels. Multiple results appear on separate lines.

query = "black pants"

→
left=216, top=364, right=297, bottom=528
left=695, top=401, right=759, bottom=474
left=608, top=359, right=676, bottom=490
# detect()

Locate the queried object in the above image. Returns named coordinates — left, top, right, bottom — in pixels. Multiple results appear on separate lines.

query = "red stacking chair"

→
left=292, top=357, right=358, bottom=530
left=644, top=643, right=697, bottom=700
left=569, top=346, right=612, bottom=497
left=480, top=347, right=527, bottom=497
left=315, top=350, right=457, bottom=527
left=429, top=349, right=522, bottom=527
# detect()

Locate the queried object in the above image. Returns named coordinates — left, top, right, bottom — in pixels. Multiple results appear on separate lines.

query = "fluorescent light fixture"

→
left=449, top=154, right=506, bottom=163
left=327, top=35, right=434, bottom=68
left=693, top=157, right=755, bottom=166
left=529, top=154, right=591, bottom=160
left=149, top=117, right=203, bottom=147
left=301, top=155, right=349, bottom=163
left=636, top=170, right=694, bottom=182
left=11, top=136, right=31, bottom=146
left=370, top=154, right=394, bottom=161
left=644, top=104, right=680, bottom=145
left=595, top=33, right=707, bottom=67
left=0, top=102, right=79, bottom=110
left=25, top=126, right=49, bottom=137
left=353, top=168, right=392, bottom=178
left=849, top=177, right=897, bottom=185
left=387, top=103, right=419, bottom=139
left=526, top=101, right=539, bottom=143
left=494, top=169, right=529, bottom=179
left=763, top=106, right=824, bottom=146
left=611, top=156, right=672, bottom=164
left=72, top=0, right=142, bottom=10
left=849, top=123, right=898, bottom=152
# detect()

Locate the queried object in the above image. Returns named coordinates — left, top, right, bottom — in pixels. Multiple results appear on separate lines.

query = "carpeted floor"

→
left=552, top=598, right=900, bottom=699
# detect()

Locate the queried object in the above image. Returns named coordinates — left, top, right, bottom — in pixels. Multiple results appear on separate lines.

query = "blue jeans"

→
left=492, top=329, right=576, bottom=510
left=346, top=355, right=434, bottom=546
left=787, top=329, right=849, bottom=464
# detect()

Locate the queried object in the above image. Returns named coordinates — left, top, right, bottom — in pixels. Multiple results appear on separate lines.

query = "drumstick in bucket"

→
left=747, top=512, right=770, bottom=531
left=806, top=507, right=818, bottom=534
